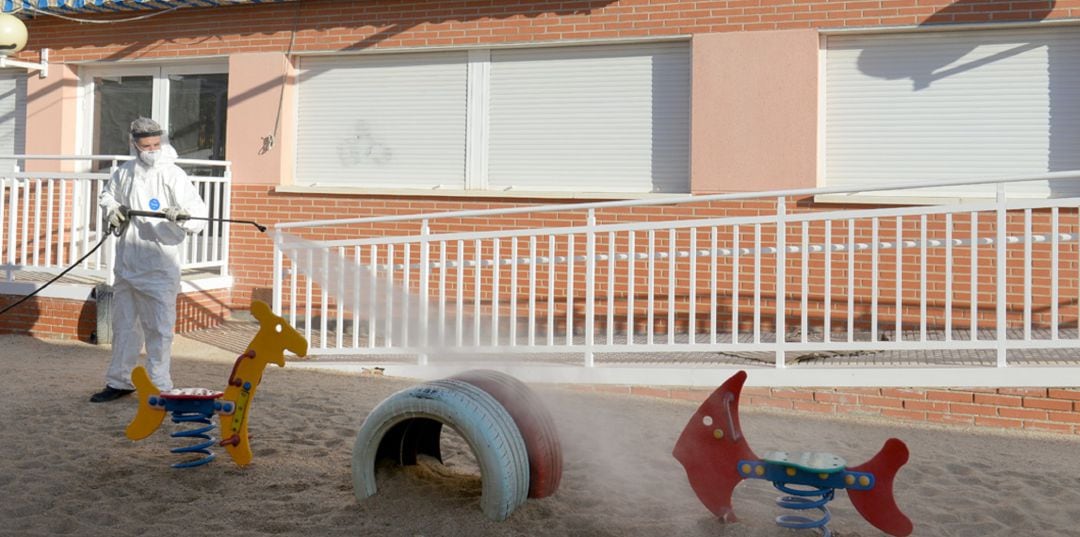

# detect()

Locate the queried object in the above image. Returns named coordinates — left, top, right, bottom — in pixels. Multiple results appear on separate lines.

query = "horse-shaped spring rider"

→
left=673, top=371, right=913, bottom=537
left=125, top=300, right=308, bottom=468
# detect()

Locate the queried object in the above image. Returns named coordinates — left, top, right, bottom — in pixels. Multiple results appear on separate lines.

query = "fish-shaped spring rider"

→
left=125, top=301, right=308, bottom=468
left=672, top=371, right=913, bottom=537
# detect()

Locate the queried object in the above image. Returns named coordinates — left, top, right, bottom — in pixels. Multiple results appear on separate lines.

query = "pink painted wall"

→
left=24, top=63, right=78, bottom=172
left=225, top=52, right=295, bottom=185
left=690, top=30, right=819, bottom=194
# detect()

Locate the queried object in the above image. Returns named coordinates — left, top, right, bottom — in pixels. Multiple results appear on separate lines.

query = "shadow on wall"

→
left=176, top=287, right=232, bottom=333
left=220, top=0, right=622, bottom=120
left=0, top=292, right=96, bottom=342
left=0, top=287, right=40, bottom=336
left=79, top=293, right=97, bottom=343
left=24, top=0, right=621, bottom=122
left=90, top=284, right=232, bottom=342
left=855, top=1, right=1055, bottom=91
left=850, top=0, right=1080, bottom=194
left=76, top=0, right=620, bottom=64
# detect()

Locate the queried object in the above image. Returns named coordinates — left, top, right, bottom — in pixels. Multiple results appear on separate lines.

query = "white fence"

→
left=0, top=155, right=232, bottom=283
left=272, top=171, right=1080, bottom=387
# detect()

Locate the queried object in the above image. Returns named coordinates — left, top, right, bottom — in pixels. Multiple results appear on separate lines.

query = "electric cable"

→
left=262, top=0, right=302, bottom=153
left=13, top=4, right=181, bottom=24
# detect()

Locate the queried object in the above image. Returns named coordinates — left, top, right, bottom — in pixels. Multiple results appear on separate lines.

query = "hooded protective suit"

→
left=98, top=144, right=208, bottom=391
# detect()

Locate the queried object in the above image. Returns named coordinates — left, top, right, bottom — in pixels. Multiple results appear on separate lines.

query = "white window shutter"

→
left=487, top=42, right=690, bottom=193
left=0, top=71, right=26, bottom=157
left=297, top=52, right=468, bottom=188
left=826, top=27, right=1080, bottom=197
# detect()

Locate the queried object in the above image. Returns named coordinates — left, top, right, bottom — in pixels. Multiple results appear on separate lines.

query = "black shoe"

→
left=90, top=386, right=135, bottom=403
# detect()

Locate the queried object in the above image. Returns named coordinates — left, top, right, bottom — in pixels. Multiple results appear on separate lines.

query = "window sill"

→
left=274, top=185, right=686, bottom=200
left=814, top=190, right=1064, bottom=206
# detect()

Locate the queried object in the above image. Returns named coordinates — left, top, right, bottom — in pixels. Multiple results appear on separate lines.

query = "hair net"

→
left=129, top=117, right=163, bottom=140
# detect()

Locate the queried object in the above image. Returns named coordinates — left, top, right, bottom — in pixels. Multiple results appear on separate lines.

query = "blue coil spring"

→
left=169, top=411, right=217, bottom=469
left=773, top=482, right=835, bottom=537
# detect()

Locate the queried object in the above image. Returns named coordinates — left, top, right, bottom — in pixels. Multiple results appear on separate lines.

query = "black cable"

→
left=0, top=222, right=124, bottom=318
left=0, top=208, right=269, bottom=318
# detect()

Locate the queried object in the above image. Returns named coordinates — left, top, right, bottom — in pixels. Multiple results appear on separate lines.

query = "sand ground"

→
left=2, top=334, right=1079, bottom=537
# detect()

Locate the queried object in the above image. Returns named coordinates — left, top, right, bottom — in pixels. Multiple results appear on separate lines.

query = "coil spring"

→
left=169, top=410, right=217, bottom=469
left=773, top=482, right=835, bottom=537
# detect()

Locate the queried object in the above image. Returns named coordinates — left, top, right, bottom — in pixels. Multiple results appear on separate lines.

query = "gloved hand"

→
left=107, top=205, right=128, bottom=229
left=163, top=207, right=190, bottom=223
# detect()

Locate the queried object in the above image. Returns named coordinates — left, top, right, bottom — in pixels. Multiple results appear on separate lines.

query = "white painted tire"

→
left=352, top=379, right=530, bottom=521
left=450, top=369, right=563, bottom=498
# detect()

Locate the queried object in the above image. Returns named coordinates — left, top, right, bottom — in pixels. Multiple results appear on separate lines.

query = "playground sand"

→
left=2, top=334, right=1079, bottom=537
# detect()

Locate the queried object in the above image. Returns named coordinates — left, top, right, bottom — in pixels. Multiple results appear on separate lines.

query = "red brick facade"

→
left=0, top=286, right=230, bottom=341
left=17, top=1, right=1080, bottom=317
left=572, top=383, right=1080, bottom=435
left=5, top=1, right=1080, bottom=434
left=0, top=294, right=96, bottom=340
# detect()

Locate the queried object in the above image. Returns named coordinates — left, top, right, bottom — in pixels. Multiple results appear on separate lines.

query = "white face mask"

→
left=138, top=149, right=162, bottom=167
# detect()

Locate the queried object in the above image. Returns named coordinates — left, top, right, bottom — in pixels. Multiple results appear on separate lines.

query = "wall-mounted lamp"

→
left=0, top=13, right=47, bottom=78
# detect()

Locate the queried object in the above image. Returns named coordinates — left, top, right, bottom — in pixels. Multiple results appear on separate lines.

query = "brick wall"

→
left=0, top=286, right=230, bottom=340
left=176, top=287, right=232, bottom=332
left=18, top=1, right=1080, bottom=315
left=10, top=1, right=1080, bottom=433
left=571, top=383, right=1080, bottom=435
left=0, top=295, right=96, bottom=341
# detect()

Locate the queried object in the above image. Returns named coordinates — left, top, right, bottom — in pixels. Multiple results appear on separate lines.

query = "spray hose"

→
left=0, top=210, right=268, bottom=318
left=0, top=221, right=124, bottom=318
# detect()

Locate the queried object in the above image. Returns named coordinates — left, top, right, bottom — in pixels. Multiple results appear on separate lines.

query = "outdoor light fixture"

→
left=0, top=13, right=47, bottom=77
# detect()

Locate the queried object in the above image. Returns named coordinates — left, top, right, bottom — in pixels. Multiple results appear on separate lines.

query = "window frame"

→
left=817, top=22, right=1080, bottom=203
left=77, top=60, right=228, bottom=170
left=290, top=38, right=692, bottom=197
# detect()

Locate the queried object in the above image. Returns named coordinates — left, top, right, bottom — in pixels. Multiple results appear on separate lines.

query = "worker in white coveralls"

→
left=90, top=117, right=208, bottom=403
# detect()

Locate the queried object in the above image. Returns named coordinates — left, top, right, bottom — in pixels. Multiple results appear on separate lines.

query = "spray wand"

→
left=124, top=208, right=267, bottom=233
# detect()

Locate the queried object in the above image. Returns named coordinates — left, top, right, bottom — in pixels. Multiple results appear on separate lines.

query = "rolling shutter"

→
left=296, top=52, right=468, bottom=189
left=487, top=42, right=690, bottom=193
left=825, top=27, right=1080, bottom=197
left=0, top=71, right=26, bottom=157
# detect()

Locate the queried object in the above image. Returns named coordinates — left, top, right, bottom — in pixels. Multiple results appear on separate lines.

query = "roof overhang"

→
left=2, top=0, right=297, bottom=17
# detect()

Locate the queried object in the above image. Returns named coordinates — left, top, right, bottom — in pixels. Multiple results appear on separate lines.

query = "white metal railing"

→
left=272, top=171, right=1080, bottom=387
left=0, top=155, right=232, bottom=283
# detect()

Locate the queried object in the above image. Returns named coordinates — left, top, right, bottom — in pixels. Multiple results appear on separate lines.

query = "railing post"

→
left=272, top=236, right=283, bottom=314
left=220, top=167, right=232, bottom=278
left=775, top=196, right=786, bottom=368
left=584, top=209, right=596, bottom=367
left=996, top=183, right=1007, bottom=367
left=418, top=219, right=430, bottom=366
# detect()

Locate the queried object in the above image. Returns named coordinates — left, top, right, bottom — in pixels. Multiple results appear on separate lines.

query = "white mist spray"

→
left=272, top=230, right=499, bottom=363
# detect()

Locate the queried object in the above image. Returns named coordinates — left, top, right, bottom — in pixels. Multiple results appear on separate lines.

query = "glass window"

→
left=168, top=73, right=229, bottom=171
left=83, top=65, right=228, bottom=175
left=91, top=75, right=152, bottom=169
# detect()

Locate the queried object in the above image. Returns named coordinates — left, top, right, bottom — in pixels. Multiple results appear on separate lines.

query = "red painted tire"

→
left=451, top=369, right=563, bottom=498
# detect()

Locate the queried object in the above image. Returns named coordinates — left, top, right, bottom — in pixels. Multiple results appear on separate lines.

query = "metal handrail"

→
left=275, top=169, right=1080, bottom=230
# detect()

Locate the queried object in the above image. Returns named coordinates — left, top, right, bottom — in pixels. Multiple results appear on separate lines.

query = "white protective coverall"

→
left=98, top=145, right=208, bottom=391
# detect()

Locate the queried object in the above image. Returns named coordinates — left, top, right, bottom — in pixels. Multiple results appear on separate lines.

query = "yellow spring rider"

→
left=124, top=301, right=308, bottom=468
